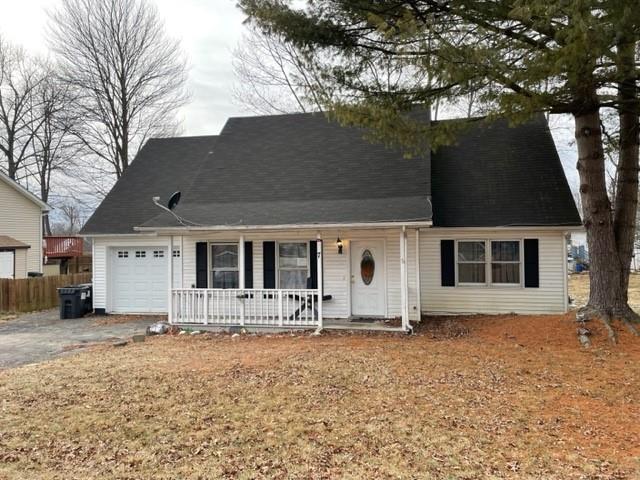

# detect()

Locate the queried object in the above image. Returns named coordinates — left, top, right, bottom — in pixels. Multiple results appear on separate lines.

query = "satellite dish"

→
left=167, top=191, right=181, bottom=211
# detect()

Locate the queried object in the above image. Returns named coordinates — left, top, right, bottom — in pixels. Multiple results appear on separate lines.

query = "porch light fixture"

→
left=336, top=237, right=343, bottom=254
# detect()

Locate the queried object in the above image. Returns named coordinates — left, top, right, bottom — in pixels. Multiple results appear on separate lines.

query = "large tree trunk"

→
left=575, top=108, right=639, bottom=340
left=613, top=37, right=640, bottom=302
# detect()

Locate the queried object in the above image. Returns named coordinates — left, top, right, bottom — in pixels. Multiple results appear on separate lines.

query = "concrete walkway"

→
left=0, top=310, right=154, bottom=369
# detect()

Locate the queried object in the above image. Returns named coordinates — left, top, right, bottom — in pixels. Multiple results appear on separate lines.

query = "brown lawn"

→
left=1, top=309, right=640, bottom=479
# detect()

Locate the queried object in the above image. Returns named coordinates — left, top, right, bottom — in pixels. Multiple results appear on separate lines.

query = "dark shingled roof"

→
left=81, top=112, right=580, bottom=235
left=81, top=136, right=218, bottom=235
left=82, top=112, right=431, bottom=234
left=431, top=116, right=581, bottom=227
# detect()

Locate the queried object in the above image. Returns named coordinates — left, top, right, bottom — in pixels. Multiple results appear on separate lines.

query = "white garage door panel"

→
left=110, top=247, right=168, bottom=313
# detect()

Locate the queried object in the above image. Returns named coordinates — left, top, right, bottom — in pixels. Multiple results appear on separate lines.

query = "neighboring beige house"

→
left=0, top=172, right=49, bottom=279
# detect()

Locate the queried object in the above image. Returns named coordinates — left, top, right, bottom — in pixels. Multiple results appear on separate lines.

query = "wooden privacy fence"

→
left=0, top=273, right=92, bottom=313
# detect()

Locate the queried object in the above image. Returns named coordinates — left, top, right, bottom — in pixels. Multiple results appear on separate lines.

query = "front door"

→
left=0, top=250, right=14, bottom=279
left=350, top=241, right=385, bottom=317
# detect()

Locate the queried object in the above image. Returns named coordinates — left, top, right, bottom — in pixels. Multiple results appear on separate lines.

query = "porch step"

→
left=323, top=322, right=406, bottom=332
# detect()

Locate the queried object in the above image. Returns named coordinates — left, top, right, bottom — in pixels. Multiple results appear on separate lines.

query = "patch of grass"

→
left=570, top=272, right=640, bottom=310
left=1, top=313, right=639, bottom=479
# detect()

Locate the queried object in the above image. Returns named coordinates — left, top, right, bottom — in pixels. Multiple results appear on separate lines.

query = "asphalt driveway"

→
left=0, top=310, right=157, bottom=369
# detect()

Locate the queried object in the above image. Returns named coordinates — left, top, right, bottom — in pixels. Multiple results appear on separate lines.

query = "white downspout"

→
left=317, top=233, right=323, bottom=331
left=400, top=226, right=411, bottom=333
left=168, top=236, right=173, bottom=324
left=415, top=229, right=421, bottom=323
left=562, top=231, right=569, bottom=312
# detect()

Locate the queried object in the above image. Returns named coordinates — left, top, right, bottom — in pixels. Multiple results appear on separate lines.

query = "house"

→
left=0, top=172, right=49, bottom=279
left=81, top=113, right=581, bottom=331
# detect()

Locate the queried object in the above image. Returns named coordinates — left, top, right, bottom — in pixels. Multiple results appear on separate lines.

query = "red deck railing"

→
left=44, top=236, right=84, bottom=258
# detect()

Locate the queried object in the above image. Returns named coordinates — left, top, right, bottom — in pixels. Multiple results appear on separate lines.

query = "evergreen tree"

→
left=240, top=0, right=640, bottom=339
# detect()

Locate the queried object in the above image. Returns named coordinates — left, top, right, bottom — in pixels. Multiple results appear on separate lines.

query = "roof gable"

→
left=81, top=136, right=218, bottom=235
left=431, top=116, right=581, bottom=227
left=0, top=172, right=49, bottom=211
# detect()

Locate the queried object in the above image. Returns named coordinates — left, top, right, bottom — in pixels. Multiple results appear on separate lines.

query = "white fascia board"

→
left=82, top=232, right=161, bottom=238
left=133, top=220, right=433, bottom=234
left=422, top=225, right=583, bottom=232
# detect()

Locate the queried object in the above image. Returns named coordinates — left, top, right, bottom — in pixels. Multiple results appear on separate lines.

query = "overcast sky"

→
left=2, top=0, right=248, bottom=135
left=2, top=0, right=579, bottom=194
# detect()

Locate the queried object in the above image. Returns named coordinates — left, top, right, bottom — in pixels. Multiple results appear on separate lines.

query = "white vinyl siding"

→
left=91, top=227, right=567, bottom=318
left=0, top=179, right=43, bottom=277
left=420, top=229, right=567, bottom=314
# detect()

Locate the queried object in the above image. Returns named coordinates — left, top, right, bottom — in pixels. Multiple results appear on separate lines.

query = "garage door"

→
left=110, top=247, right=168, bottom=313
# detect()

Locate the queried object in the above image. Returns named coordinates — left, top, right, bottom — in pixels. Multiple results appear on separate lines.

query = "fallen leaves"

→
left=0, top=313, right=638, bottom=479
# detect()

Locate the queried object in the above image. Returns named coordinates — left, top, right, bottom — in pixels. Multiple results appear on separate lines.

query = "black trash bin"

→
left=58, top=284, right=92, bottom=319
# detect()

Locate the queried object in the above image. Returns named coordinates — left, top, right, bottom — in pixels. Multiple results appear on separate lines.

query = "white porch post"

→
left=167, top=236, right=173, bottom=324
left=400, top=227, right=409, bottom=331
left=415, top=229, right=421, bottom=323
left=317, top=234, right=323, bottom=329
left=239, top=235, right=245, bottom=325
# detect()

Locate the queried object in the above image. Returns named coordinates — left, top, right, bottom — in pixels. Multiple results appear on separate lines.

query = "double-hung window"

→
left=210, top=243, right=238, bottom=288
left=491, top=241, right=520, bottom=284
left=456, top=240, right=522, bottom=286
left=278, top=242, right=308, bottom=289
left=457, top=241, right=486, bottom=284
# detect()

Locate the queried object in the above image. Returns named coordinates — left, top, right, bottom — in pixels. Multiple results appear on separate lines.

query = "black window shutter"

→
left=263, top=241, right=276, bottom=289
left=524, top=239, right=539, bottom=288
left=308, top=240, right=318, bottom=289
left=440, top=240, right=455, bottom=287
left=244, top=241, right=253, bottom=288
left=195, top=242, right=208, bottom=288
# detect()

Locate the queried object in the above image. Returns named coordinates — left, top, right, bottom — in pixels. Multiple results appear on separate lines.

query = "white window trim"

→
left=455, top=239, right=524, bottom=288
left=276, top=240, right=310, bottom=290
left=208, top=241, right=240, bottom=289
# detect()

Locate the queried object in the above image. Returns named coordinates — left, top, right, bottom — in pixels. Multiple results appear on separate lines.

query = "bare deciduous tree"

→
left=0, top=36, right=45, bottom=180
left=50, top=200, right=85, bottom=235
left=27, top=62, right=81, bottom=235
left=232, top=28, right=324, bottom=114
left=48, top=0, right=189, bottom=182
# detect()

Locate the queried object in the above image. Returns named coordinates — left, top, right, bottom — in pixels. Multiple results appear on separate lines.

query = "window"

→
left=491, top=241, right=520, bottom=284
left=210, top=243, right=238, bottom=288
left=278, top=242, right=308, bottom=289
left=172, top=249, right=180, bottom=258
left=135, top=250, right=146, bottom=258
left=360, top=249, right=375, bottom=285
left=457, top=241, right=486, bottom=284
left=456, top=240, right=523, bottom=286
left=117, top=251, right=128, bottom=258
left=153, top=250, right=164, bottom=258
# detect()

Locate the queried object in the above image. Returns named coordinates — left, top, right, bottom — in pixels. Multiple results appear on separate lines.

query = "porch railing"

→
left=44, top=236, right=84, bottom=258
left=171, top=288, right=320, bottom=328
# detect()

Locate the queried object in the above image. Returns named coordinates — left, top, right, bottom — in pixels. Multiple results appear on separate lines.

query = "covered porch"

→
left=166, top=228, right=419, bottom=332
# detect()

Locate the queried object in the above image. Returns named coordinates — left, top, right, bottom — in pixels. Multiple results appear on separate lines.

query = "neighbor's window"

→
left=491, top=241, right=520, bottom=284
left=210, top=243, right=238, bottom=288
left=278, top=242, right=308, bottom=289
left=457, top=241, right=486, bottom=284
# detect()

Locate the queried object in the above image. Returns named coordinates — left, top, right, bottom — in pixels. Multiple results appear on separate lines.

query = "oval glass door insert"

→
left=360, top=249, right=375, bottom=285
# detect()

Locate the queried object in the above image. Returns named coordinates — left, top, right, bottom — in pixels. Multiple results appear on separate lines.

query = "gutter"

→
left=420, top=225, right=583, bottom=232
